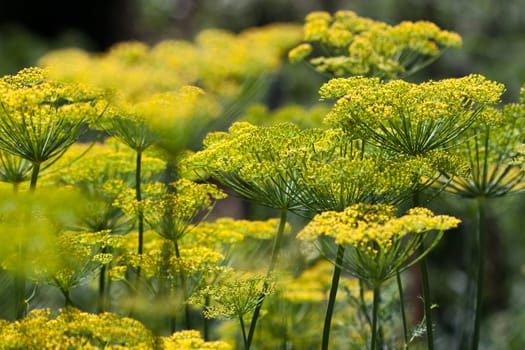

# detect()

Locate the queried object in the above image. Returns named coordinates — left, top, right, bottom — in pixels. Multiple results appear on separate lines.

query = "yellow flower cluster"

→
left=114, top=179, right=226, bottom=242
left=0, top=307, right=157, bottom=349
left=321, top=74, right=505, bottom=155
left=297, top=203, right=460, bottom=282
left=185, top=121, right=328, bottom=211
left=40, top=24, right=301, bottom=102
left=289, top=10, right=462, bottom=78
left=241, top=102, right=330, bottom=129
left=43, top=138, right=167, bottom=187
left=162, top=330, right=232, bottom=350
left=35, top=229, right=119, bottom=293
left=193, top=271, right=273, bottom=319
left=0, top=307, right=231, bottom=349
left=0, top=67, right=104, bottom=165
left=189, top=217, right=287, bottom=248
left=280, top=260, right=334, bottom=303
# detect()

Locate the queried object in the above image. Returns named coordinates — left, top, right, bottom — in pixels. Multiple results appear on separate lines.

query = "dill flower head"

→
left=114, top=179, right=226, bottom=242
left=34, top=229, right=119, bottom=293
left=0, top=67, right=103, bottom=165
left=185, top=121, right=327, bottom=212
left=289, top=10, right=462, bottom=79
left=321, top=74, right=505, bottom=156
left=443, top=103, right=525, bottom=198
left=297, top=203, right=460, bottom=284
left=191, top=270, right=274, bottom=320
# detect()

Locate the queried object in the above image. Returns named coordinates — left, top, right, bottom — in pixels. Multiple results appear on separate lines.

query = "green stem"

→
left=471, top=198, right=487, bottom=350
left=420, top=254, right=434, bottom=350
left=240, top=315, right=249, bottom=349
left=61, top=288, right=74, bottom=307
left=29, top=162, right=40, bottom=192
left=359, top=279, right=372, bottom=327
left=397, top=271, right=409, bottom=349
left=14, top=162, right=41, bottom=319
left=135, top=150, right=143, bottom=278
left=412, top=191, right=435, bottom=349
left=14, top=270, right=26, bottom=319
left=97, top=263, right=106, bottom=313
left=174, top=240, right=192, bottom=330
left=371, top=284, right=381, bottom=350
left=322, top=244, right=345, bottom=350
left=204, top=295, right=211, bottom=341
left=246, top=208, right=288, bottom=350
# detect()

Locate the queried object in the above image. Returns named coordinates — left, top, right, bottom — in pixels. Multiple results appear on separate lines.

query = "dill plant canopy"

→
left=289, top=10, right=462, bottom=78
left=443, top=103, right=525, bottom=198
left=321, top=74, right=505, bottom=156
left=0, top=67, right=102, bottom=167
left=185, top=121, right=326, bottom=213
left=297, top=203, right=460, bottom=284
left=114, top=179, right=226, bottom=242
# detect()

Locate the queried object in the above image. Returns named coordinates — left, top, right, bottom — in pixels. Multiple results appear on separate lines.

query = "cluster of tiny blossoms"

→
left=0, top=67, right=104, bottom=166
left=0, top=307, right=230, bottom=349
left=297, top=204, right=460, bottom=282
left=321, top=74, right=505, bottom=156
left=40, top=24, right=301, bottom=101
left=289, top=10, right=462, bottom=78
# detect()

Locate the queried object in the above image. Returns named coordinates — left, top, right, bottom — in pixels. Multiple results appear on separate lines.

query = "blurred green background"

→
left=1, top=0, right=525, bottom=348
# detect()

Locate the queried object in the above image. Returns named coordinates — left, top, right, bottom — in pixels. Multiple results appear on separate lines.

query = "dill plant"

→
left=298, top=204, right=460, bottom=349
left=0, top=67, right=103, bottom=320
left=438, top=101, right=525, bottom=349
left=318, top=72, right=504, bottom=350
left=289, top=10, right=462, bottom=79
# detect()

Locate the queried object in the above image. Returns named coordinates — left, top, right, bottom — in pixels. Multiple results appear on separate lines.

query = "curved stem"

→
left=322, top=244, right=345, bottom=350
left=420, top=254, right=434, bottom=350
left=412, top=191, right=435, bottom=349
left=397, top=271, right=409, bottom=349
left=246, top=208, right=288, bottom=350
left=471, top=198, right=487, bottom=350
left=371, top=284, right=381, bottom=350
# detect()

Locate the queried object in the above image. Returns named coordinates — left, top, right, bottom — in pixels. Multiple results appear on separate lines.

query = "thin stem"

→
left=61, top=288, right=74, bottom=307
left=371, top=284, right=381, bottom=350
left=174, top=240, right=192, bottom=329
left=397, top=271, right=409, bottom=349
left=412, top=190, right=435, bottom=349
left=204, top=295, right=211, bottom=341
left=240, top=315, right=249, bottom=349
left=246, top=208, right=288, bottom=349
left=135, top=150, right=144, bottom=278
left=14, top=270, right=26, bottom=319
left=29, top=162, right=40, bottom=192
left=97, top=263, right=106, bottom=313
left=359, top=279, right=372, bottom=327
left=471, top=198, right=487, bottom=350
left=14, top=163, right=42, bottom=319
left=322, top=244, right=345, bottom=350
left=420, top=253, right=434, bottom=350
